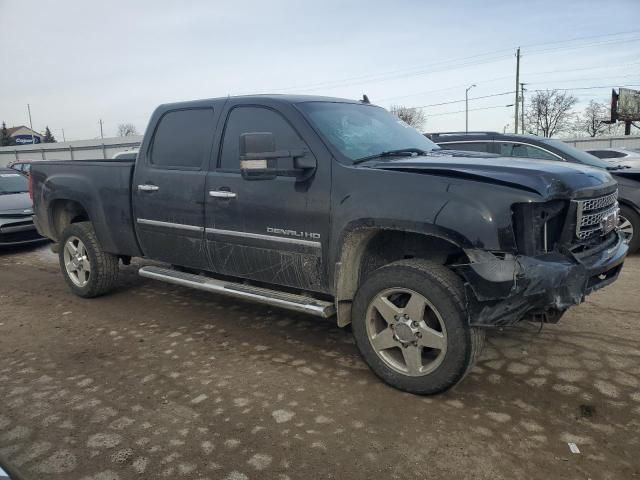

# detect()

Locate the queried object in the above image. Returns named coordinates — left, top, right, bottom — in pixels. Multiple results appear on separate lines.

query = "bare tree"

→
left=575, top=100, right=610, bottom=137
left=117, top=123, right=138, bottom=137
left=524, top=90, right=578, bottom=137
left=389, top=105, right=427, bottom=131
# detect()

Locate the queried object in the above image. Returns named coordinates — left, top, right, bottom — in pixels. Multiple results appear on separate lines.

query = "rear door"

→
left=204, top=102, right=330, bottom=292
left=133, top=107, right=218, bottom=268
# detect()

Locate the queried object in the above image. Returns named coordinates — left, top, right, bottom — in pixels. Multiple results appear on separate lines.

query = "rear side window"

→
left=498, top=142, right=558, bottom=161
left=219, top=106, right=306, bottom=170
left=150, top=108, right=215, bottom=168
left=439, top=142, right=492, bottom=153
left=589, top=150, right=625, bottom=159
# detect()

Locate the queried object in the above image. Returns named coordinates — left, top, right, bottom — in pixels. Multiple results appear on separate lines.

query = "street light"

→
left=503, top=123, right=510, bottom=134
left=465, top=84, right=476, bottom=133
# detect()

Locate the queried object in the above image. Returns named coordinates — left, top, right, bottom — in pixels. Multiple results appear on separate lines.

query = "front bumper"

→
left=456, top=232, right=628, bottom=326
left=0, top=216, right=46, bottom=247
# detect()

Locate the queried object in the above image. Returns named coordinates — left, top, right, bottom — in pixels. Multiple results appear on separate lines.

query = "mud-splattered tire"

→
left=352, top=259, right=485, bottom=395
left=59, top=221, right=119, bottom=298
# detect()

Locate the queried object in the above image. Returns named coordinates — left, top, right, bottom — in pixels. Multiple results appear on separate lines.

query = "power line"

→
left=261, top=30, right=640, bottom=94
left=527, top=73, right=640, bottom=86
left=520, top=29, right=640, bottom=49
left=426, top=104, right=513, bottom=117
left=531, top=84, right=640, bottom=92
left=378, top=62, right=640, bottom=103
left=526, top=35, right=640, bottom=56
left=413, top=91, right=515, bottom=109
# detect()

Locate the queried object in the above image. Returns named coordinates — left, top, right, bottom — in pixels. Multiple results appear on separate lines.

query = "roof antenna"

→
left=361, top=94, right=370, bottom=104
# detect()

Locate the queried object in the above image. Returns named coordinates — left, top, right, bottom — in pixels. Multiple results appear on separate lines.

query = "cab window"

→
left=219, top=106, right=307, bottom=171
left=150, top=108, right=215, bottom=169
left=439, top=142, right=492, bottom=153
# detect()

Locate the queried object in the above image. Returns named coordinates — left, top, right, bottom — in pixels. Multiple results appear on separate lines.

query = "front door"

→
left=205, top=105, right=329, bottom=292
left=133, top=107, right=216, bottom=268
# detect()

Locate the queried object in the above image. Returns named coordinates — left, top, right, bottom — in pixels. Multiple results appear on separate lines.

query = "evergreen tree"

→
left=1, top=121, right=15, bottom=147
left=43, top=126, right=56, bottom=143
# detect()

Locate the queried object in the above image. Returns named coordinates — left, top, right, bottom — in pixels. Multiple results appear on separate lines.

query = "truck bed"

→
left=31, top=159, right=142, bottom=256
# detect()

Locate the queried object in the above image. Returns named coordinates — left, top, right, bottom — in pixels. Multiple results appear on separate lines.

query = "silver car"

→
left=586, top=147, right=640, bottom=169
left=0, top=168, right=45, bottom=247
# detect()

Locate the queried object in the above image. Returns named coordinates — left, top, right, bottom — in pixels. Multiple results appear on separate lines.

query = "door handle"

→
left=209, top=190, right=237, bottom=199
left=138, top=184, right=159, bottom=192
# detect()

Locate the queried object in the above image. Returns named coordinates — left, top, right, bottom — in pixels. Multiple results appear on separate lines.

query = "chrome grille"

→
left=574, top=190, right=619, bottom=240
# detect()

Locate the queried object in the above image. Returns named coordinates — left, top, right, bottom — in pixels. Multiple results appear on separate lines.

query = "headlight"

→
left=512, top=200, right=568, bottom=255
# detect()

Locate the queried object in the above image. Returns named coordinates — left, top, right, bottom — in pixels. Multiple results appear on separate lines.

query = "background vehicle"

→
left=0, top=168, right=44, bottom=247
left=586, top=147, right=640, bottom=169
left=7, top=160, right=35, bottom=175
left=112, top=150, right=139, bottom=160
left=31, top=96, right=627, bottom=394
left=429, top=132, right=640, bottom=253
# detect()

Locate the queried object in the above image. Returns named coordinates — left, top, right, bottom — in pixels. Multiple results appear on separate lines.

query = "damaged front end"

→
left=455, top=193, right=628, bottom=327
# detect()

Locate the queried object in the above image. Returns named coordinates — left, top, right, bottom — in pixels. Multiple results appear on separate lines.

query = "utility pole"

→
left=520, top=82, right=526, bottom=133
left=61, top=128, right=66, bottom=142
left=99, top=119, right=104, bottom=139
left=27, top=104, right=35, bottom=144
left=514, top=47, right=520, bottom=134
left=465, top=84, right=476, bottom=133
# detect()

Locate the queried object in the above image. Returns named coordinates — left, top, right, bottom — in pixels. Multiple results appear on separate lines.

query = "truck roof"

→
left=157, top=94, right=364, bottom=110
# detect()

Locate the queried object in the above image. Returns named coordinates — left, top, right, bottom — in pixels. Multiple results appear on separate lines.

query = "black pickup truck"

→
left=31, top=95, right=627, bottom=394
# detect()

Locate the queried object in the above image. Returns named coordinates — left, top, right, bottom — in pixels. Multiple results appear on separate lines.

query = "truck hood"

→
left=365, top=153, right=615, bottom=198
left=0, top=192, right=33, bottom=215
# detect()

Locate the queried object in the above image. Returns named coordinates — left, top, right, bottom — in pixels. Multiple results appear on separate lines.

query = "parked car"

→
left=0, top=168, right=45, bottom=247
left=586, top=147, right=640, bottom=169
left=7, top=160, right=35, bottom=175
left=112, top=150, right=139, bottom=160
left=429, top=132, right=640, bottom=253
left=31, top=96, right=627, bottom=394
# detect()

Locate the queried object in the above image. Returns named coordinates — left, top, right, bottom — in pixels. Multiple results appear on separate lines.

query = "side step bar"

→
left=138, top=265, right=336, bottom=318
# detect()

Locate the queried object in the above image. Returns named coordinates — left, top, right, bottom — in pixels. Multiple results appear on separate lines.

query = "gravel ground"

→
left=0, top=245, right=639, bottom=480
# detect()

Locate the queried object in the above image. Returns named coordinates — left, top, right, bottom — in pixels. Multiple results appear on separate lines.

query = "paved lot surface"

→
left=0, top=245, right=639, bottom=480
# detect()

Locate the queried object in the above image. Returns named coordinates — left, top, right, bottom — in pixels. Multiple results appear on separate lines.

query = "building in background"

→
left=6, top=126, right=43, bottom=145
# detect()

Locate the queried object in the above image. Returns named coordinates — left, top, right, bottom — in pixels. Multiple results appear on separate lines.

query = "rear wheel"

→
left=59, top=222, right=119, bottom=298
left=351, top=259, right=484, bottom=394
left=619, top=205, right=639, bottom=254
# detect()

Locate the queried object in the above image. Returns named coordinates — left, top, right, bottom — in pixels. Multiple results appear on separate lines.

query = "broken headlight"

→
left=512, top=200, right=568, bottom=255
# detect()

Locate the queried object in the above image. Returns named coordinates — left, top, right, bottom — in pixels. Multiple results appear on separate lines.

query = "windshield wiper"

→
left=353, top=148, right=428, bottom=165
left=0, top=191, right=27, bottom=195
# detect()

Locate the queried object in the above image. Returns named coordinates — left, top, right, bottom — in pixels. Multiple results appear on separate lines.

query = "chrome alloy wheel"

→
left=365, top=288, right=447, bottom=376
left=618, top=214, right=634, bottom=245
left=63, top=236, right=91, bottom=287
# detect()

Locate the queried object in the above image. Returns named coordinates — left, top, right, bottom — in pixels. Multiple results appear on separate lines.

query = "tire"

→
left=351, top=259, right=485, bottom=395
left=58, top=221, right=119, bottom=298
left=619, top=205, right=640, bottom=254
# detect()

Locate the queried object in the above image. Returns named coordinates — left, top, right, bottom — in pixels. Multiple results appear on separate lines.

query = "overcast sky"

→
left=1, top=0, right=639, bottom=141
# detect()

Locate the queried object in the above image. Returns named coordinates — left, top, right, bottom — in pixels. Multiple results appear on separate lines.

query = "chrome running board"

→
left=138, top=265, right=336, bottom=318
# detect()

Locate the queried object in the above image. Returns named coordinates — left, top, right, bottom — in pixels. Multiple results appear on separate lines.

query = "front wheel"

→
left=59, top=221, right=119, bottom=298
left=619, top=205, right=639, bottom=254
left=351, top=259, right=484, bottom=395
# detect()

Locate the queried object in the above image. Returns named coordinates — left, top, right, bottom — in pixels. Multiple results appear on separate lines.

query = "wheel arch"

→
left=49, top=198, right=91, bottom=241
left=333, top=226, right=469, bottom=327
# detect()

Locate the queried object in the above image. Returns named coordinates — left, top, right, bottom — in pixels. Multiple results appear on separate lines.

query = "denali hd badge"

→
left=267, top=227, right=320, bottom=240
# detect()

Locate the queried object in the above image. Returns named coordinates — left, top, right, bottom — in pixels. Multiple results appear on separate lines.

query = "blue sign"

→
left=14, top=134, right=41, bottom=145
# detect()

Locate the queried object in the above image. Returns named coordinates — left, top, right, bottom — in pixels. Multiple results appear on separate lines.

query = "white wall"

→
left=563, top=135, right=640, bottom=151
left=0, top=135, right=143, bottom=166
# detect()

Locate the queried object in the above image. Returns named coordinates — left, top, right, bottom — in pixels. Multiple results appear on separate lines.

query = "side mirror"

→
left=239, top=132, right=317, bottom=181
left=240, top=132, right=278, bottom=181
